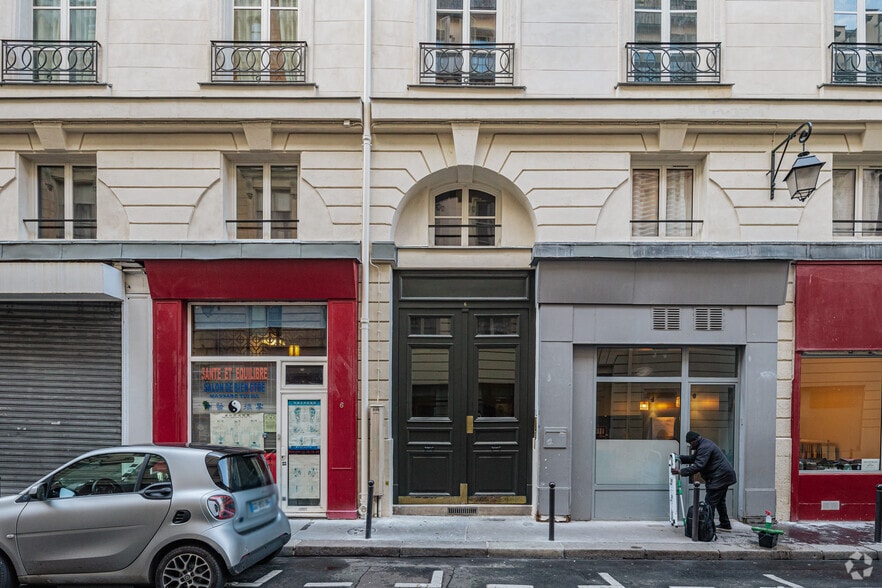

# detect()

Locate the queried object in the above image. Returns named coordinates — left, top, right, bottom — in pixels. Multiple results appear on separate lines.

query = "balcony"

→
left=419, top=42, right=514, bottom=87
left=211, top=41, right=307, bottom=83
left=625, top=43, right=721, bottom=84
left=830, top=43, right=882, bottom=85
left=1, top=40, right=99, bottom=83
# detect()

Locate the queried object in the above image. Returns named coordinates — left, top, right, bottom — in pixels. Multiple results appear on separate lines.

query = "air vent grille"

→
left=651, top=307, right=680, bottom=330
left=448, top=507, right=478, bottom=515
left=695, top=307, right=723, bottom=331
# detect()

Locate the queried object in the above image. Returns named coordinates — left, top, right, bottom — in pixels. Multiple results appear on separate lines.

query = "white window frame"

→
left=31, top=0, right=96, bottom=41
left=233, top=0, right=299, bottom=42
left=833, top=165, right=882, bottom=237
left=26, top=159, right=97, bottom=240
left=634, top=0, right=698, bottom=43
left=834, top=0, right=882, bottom=44
left=429, top=185, right=501, bottom=247
left=631, top=164, right=698, bottom=238
left=230, top=162, right=299, bottom=241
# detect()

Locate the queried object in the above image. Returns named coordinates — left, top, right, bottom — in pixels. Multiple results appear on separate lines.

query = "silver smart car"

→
left=0, top=444, right=291, bottom=587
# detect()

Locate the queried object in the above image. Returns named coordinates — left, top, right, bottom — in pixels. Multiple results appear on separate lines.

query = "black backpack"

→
left=685, top=502, right=716, bottom=542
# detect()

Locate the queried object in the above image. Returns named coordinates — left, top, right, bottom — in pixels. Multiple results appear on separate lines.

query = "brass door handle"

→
left=466, top=415, right=474, bottom=434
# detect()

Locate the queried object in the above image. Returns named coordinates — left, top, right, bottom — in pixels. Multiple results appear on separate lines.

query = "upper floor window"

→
left=233, top=165, right=298, bottom=240
left=635, top=0, right=696, bottom=43
left=32, top=164, right=97, bottom=239
left=833, top=167, right=882, bottom=236
left=432, top=188, right=497, bottom=246
left=420, top=1, right=513, bottom=86
left=34, top=0, right=96, bottom=41
left=212, top=0, right=305, bottom=83
left=234, top=0, right=298, bottom=42
left=2, top=0, right=98, bottom=83
left=831, top=0, right=882, bottom=84
left=627, top=1, right=719, bottom=84
left=631, top=166, right=696, bottom=237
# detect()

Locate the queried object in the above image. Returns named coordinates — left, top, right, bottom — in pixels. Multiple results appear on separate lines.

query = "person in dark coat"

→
left=671, top=430, right=737, bottom=530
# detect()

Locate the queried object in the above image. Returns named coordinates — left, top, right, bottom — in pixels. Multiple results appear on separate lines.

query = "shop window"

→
left=191, top=304, right=326, bottom=357
left=233, top=165, right=298, bottom=239
left=190, top=360, right=278, bottom=451
left=595, top=346, right=738, bottom=485
left=631, top=167, right=696, bottom=237
left=431, top=188, right=498, bottom=246
left=833, top=167, right=882, bottom=236
left=799, top=355, right=882, bottom=472
left=30, top=164, right=97, bottom=239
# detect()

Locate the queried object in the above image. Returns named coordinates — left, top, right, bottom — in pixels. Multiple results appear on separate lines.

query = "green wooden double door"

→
left=394, top=272, right=533, bottom=504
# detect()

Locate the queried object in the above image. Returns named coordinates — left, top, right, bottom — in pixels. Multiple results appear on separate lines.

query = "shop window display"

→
left=799, top=355, right=882, bottom=472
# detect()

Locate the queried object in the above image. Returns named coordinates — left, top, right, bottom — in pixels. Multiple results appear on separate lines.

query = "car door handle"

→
left=141, top=482, right=172, bottom=499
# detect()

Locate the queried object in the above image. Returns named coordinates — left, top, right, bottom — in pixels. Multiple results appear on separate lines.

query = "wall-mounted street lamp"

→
left=769, top=122, right=826, bottom=202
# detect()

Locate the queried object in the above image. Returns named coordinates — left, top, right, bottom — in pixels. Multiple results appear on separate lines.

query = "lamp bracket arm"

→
left=769, top=122, right=813, bottom=200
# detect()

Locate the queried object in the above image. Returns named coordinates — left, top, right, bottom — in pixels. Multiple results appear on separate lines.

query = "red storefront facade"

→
left=793, top=261, right=882, bottom=521
left=145, top=259, right=359, bottom=519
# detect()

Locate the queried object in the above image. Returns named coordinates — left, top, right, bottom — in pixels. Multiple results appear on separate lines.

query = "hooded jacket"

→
left=678, top=436, right=737, bottom=489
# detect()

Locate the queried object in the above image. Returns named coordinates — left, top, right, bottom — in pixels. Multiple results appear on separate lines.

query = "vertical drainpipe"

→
left=359, top=0, right=373, bottom=517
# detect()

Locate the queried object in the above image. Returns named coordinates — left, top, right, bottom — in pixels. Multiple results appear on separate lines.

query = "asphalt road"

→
left=226, top=555, right=882, bottom=588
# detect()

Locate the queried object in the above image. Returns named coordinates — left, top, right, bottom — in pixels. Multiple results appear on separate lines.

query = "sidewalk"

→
left=283, top=516, right=882, bottom=561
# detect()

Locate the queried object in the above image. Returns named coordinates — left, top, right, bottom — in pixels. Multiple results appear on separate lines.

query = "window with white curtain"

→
left=833, top=167, right=882, bottom=236
left=33, top=0, right=96, bottom=41
left=631, top=167, right=695, bottom=237
left=234, top=0, right=298, bottom=42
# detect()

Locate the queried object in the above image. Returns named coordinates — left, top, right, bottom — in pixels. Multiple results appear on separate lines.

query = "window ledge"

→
left=0, top=82, right=107, bottom=87
left=407, top=84, right=526, bottom=92
left=199, top=82, right=317, bottom=88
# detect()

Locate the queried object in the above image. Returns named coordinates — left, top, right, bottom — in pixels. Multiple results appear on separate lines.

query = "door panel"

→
left=397, top=302, right=531, bottom=504
left=17, top=493, right=169, bottom=575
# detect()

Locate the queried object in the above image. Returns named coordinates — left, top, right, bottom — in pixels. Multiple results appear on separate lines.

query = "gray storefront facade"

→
left=535, top=259, right=787, bottom=522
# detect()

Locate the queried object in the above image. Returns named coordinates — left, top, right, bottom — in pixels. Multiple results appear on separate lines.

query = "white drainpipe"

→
left=359, top=0, right=373, bottom=517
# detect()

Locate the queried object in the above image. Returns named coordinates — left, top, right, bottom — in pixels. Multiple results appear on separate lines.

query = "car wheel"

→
left=154, top=545, right=226, bottom=588
left=0, top=554, right=19, bottom=588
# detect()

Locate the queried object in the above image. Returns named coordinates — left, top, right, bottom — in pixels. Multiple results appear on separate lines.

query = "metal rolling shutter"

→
left=0, top=301, right=122, bottom=495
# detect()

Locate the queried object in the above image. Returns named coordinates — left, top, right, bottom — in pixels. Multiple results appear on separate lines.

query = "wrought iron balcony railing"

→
left=24, top=218, right=97, bottom=239
left=833, top=220, right=882, bottom=236
left=830, top=43, right=882, bottom=85
left=2, top=40, right=99, bottom=83
left=630, top=219, right=704, bottom=237
left=211, top=40, right=307, bottom=83
left=226, top=218, right=298, bottom=239
left=625, top=43, right=721, bottom=84
left=419, top=42, right=514, bottom=87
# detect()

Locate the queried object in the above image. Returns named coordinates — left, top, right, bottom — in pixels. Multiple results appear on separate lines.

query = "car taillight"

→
left=206, top=494, right=236, bottom=520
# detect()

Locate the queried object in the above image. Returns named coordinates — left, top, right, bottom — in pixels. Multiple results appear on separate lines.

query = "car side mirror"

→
left=28, top=482, right=47, bottom=501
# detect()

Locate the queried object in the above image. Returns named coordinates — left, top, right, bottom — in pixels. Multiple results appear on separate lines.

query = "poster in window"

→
left=209, top=413, right=264, bottom=449
left=287, top=399, right=321, bottom=506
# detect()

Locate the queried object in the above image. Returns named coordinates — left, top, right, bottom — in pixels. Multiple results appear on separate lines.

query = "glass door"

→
left=279, top=393, right=326, bottom=515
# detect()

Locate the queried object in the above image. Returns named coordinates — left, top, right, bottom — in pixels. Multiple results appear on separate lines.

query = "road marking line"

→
left=487, top=585, right=533, bottom=588
left=762, top=575, right=804, bottom=588
left=303, top=583, right=353, bottom=587
left=395, top=570, right=443, bottom=588
left=227, top=569, right=283, bottom=587
left=577, top=572, right=626, bottom=587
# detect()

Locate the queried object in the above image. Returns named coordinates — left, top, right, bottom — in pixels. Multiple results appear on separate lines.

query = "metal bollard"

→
left=548, top=483, right=556, bottom=541
left=366, top=480, right=374, bottom=539
left=875, top=484, right=882, bottom=543
left=692, top=482, right=700, bottom=542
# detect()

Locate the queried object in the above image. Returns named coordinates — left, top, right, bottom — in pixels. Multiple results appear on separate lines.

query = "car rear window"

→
left=206, top=453, right=273, bottom=492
